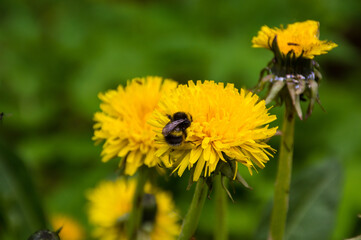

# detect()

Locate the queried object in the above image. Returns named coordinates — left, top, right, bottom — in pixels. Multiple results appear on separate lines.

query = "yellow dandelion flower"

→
left=87, top=178, right=180, bottom=240
left=252, top=20, right=337, bottom=59
left=51, top=215, right=85, bottom=240
left=149, top=80, right=277, bottom=182
left=93, top=76, right=177, bottom=175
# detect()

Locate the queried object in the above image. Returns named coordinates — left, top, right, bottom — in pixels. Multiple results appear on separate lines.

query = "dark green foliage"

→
left=0, top=142, right=47, bottom=240
left=286, top=160, right=343, bottom=240
left=255, top=160, right=343, bottom=240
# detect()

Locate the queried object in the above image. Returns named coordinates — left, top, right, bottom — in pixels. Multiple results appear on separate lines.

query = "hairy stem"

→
left=214, top=175, right=228, bottom=240
left=178, top=178, right=208, bottom=240
left=127, top=166, right=149, bottom=239
left=269, top=97, right=295, bottom=240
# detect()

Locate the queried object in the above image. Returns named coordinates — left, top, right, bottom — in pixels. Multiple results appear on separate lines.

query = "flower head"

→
left=87, top=178, right=180, bottom=240
left=93, top=76, right=177, bottom=175
left=149, top=80, right=277, bottom=182
left=252, top=21, right=337, bottom=119
left=51, top=215, right=85, bottom=240
left=252, top=20, right=337, bottom=59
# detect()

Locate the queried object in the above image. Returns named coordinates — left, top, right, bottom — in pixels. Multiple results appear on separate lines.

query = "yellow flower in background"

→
left=51, top=215, right=85, bottom=240
left=149, top=80, right=277, bottom=181
left=252, top=20, right=337, bottom=59
left=87, top=179, right=180, bottom=240
left=93, top=76, right=177, bottom=175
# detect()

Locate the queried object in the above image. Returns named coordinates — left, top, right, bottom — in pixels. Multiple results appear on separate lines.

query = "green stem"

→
left=127, top=166, right=149, bottom=240
left=214, top=175, right=228, bottom=240
left=269, top=97, right=295, bottom=240
left=178, top=178, right=208, bottom=240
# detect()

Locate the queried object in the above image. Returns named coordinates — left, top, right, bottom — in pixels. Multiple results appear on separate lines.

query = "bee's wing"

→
left=162, top=119, right=187, bottom=136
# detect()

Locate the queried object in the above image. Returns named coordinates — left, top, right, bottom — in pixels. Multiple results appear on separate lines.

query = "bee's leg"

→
left=183, top=130, right=187, bottom=139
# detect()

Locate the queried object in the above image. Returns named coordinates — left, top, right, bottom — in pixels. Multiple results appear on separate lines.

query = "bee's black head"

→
left=173, top=112, right=192, bottom=129
left=172, top=112, right=189, bottom=121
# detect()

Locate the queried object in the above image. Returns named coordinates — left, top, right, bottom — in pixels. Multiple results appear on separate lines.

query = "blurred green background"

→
left=1, top=0, right=361, bottom=239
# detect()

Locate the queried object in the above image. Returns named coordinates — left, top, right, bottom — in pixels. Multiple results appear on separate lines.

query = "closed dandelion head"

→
left=86, top=178, right=180, bottom=240
left=252, top=20, right=337, bottom=119
left=93, top=76, right=177, bottom=175
left=149, top=80, right=277, bottom=183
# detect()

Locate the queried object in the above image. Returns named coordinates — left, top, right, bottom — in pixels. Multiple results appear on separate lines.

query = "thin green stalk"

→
left=269, top=98, right=295, bottom=240
left=178, top=177, right=208, bottom=240
left=127, top=166, right=149, bottom=240
left=214, top=175, right=228, bottom=240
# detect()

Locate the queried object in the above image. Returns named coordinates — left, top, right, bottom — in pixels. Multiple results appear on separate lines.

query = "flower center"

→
left=270, top=36, right=316, bottom=80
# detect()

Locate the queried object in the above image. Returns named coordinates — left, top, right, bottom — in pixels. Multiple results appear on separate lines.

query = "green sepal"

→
left=286, top=81, right=303, bottom=120
left=265, top=80, right=285, bottom=105
left=256, top=73, right=274, bottom=92
left=306, top=79, right=319, bottom=119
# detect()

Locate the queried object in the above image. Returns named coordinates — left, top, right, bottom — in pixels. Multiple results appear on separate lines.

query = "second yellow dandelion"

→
left=93, top=76, right=177, bottom=175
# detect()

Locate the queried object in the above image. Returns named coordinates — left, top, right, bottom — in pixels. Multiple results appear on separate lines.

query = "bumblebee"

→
left=162, top=112, right=192, bottom=146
